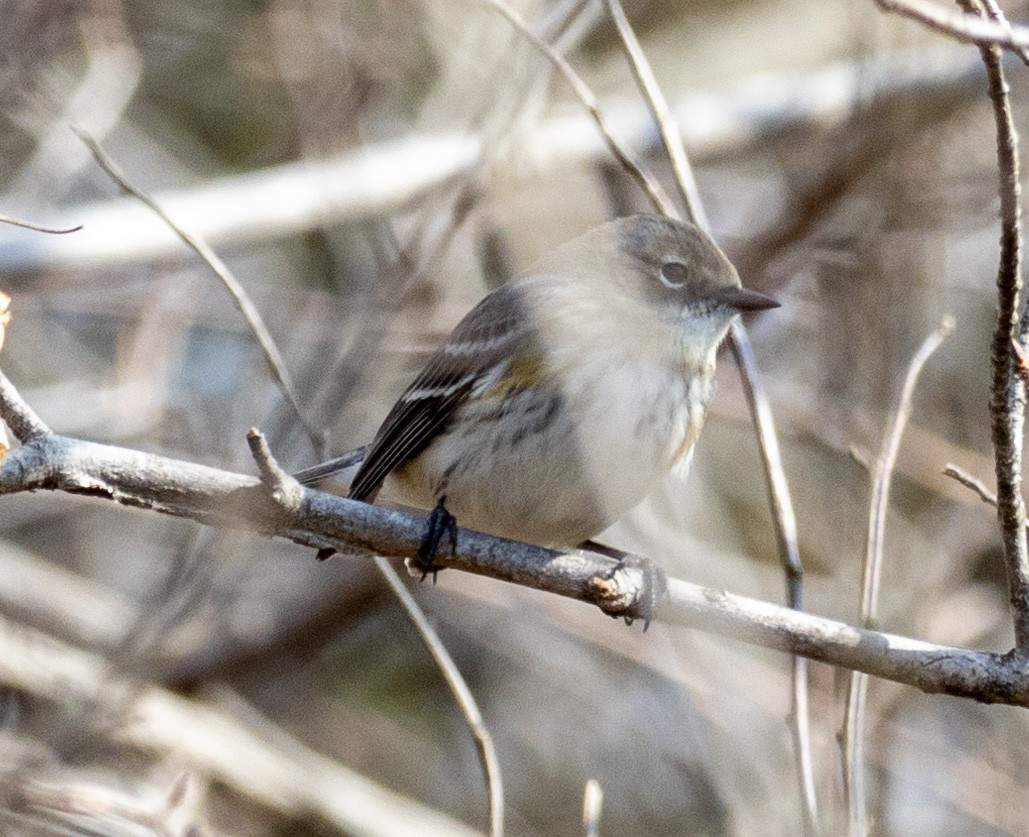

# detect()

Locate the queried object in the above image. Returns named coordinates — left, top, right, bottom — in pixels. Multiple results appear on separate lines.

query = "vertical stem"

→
left=960, top=0, right=1029, bottom=652
left=843, top=318, right=954, bottom=835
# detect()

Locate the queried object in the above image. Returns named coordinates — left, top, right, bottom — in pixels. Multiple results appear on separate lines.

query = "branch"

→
left=2, top=373, right=1029, bottom=706
left=968, top=0, right=1029, bottom=653
left=660, top=580, right=1029, bottom=705
left=375, top=558, right=505, bottom=837
left=875, top=0, right=1029, bottom=50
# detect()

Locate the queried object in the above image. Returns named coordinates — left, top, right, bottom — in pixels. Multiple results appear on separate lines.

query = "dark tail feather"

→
left=293, top=445, right=369, bottom=486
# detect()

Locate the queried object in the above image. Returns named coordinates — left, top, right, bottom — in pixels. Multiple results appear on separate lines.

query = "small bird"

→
left=296, top=214, right=777, bottom=555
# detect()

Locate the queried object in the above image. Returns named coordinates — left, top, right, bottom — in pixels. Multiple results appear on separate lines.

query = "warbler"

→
left=296, top=214, right=778, bottom=551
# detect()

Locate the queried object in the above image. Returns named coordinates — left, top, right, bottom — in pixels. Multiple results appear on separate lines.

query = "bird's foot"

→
left=412, top=496, right=458, bottom=583
left=581, top=540, right=668, bottom=630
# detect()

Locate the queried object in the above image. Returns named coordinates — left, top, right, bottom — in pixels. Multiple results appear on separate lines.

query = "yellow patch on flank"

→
left=486, top=351, right=546, bottom=397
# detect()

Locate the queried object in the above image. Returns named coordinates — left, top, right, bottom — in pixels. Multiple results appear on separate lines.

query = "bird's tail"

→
left=293, top=444, right=368, bottom=488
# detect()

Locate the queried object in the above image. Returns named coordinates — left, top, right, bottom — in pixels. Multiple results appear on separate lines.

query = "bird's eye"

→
left=660, top=261, right=688, bottom=289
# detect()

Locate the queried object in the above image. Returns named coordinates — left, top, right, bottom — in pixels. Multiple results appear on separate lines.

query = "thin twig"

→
left=0, top=213, right=82, bottom=234
left=72, top=127, right=324, bottom=456
left=943, top=462, right=1000, bottom=507
left=726, top=324, right=816, bottom=830
left=603, top=0, right=705, bottom=228
left=582, top=779, right=603, bottom=837
left=875, top=0, right=1029, bottom=51
left=246, top=430, right=505, bottom=834
left=374, top=557, right=505, bottom=837
left=843, top=316, right=955, bottom=836
left=941, top=461, right=1029, bottom=539
left=481, top=0, right=677, bottom=217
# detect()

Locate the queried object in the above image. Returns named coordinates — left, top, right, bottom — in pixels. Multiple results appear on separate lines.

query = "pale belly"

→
left=385, top=363, right=712, bottom=547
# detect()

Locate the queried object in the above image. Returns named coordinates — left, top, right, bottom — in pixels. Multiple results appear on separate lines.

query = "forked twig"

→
left=73, top=127, right=324, bottom=455
left=843, top=316, right=954, bottom=835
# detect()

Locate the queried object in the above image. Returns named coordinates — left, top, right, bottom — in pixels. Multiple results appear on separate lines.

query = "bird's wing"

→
left=347, top=283, right=536, bottom=502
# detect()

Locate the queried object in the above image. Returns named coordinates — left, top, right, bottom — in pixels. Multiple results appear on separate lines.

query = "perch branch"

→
left=1, top=373, right=1028, bottom=705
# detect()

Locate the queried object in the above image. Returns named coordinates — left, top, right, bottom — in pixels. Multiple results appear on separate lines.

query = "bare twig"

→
left=958, top=0, right=1029, bottom=653
left=843, top=316, right=955, bottom=836
left=603, top=0, right=706, bottom=228
left=875, top=0, right=1029, bottom=50
left=481, top=0, right=677, bottom=217
left=0, top=213, right=82, bottom=234
left=375, top=558, right=505, bottom=837
left=249, top=435, right=504, bottom=835
left=582, top=779, right=603, bottom=837
left=73, top=127, right=325, bottom=456
left=728, top=321, right=817, bottom=825
left=943, top=462, right=1000, bottom=507
left=976, top=0, right=1029, bottom=68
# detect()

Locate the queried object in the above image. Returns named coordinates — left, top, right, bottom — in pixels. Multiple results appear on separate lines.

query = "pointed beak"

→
left=708, top=285, right=780, bottom=312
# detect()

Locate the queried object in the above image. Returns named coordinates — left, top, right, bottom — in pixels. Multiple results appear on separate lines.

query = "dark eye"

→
left=660, top=261, right=688, bottom=288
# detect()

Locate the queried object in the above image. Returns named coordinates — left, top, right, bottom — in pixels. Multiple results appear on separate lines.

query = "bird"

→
left=295, top=214, right=778, bottom=558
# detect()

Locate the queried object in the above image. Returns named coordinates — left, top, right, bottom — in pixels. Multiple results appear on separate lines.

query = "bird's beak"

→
left=708, top=285, right=780, bottom=312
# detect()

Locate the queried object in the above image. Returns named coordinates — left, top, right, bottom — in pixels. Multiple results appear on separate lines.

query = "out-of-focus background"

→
left=0, top=0, right=1027, bottom=834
